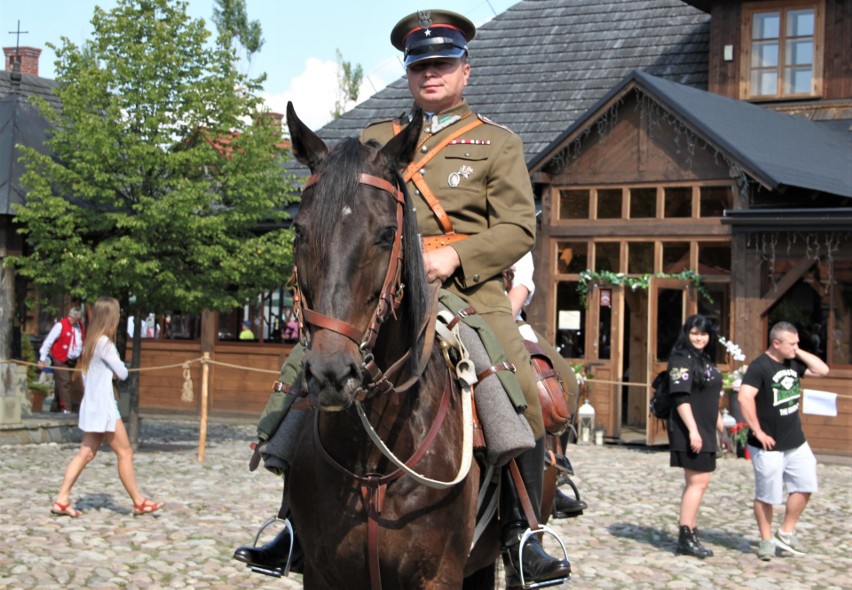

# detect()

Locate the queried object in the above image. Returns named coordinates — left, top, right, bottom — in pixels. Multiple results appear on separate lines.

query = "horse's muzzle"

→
left=302, top=349, right=363, bottom=411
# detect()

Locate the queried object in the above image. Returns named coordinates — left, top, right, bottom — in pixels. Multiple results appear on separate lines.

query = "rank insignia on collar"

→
left=448, top=164, right=474, bottom=187
left=428, top=114, right=460, bottom=134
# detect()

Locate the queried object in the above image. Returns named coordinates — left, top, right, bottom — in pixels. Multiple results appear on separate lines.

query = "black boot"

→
left=551, top=488, right=587, bottom=519
left=676, top=525, right=713, bottom=558
left=501, top=437, right=572, bottom=586
left=233, top=525, right=305, bottom=576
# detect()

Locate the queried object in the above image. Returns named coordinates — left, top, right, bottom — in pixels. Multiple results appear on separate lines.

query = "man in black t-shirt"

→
left=738, top=321, right=829, bottom=561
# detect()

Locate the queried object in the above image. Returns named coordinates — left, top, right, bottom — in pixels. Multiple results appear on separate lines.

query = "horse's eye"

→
left=293, top=223, right=305, bottom=245
left=377, top=226, right=396, bottom=247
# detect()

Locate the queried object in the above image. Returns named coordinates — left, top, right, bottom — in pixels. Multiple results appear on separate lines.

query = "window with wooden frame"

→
left=741, top=0, right=824, bottom=100
left=555, top=183, right=733, bottom=221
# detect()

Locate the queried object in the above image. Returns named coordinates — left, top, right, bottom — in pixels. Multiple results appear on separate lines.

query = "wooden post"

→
left=197, top=352, right=210, bottom=462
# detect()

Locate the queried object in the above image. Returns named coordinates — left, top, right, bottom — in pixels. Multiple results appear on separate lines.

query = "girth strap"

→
left=360, top=475, right=387, bottom=590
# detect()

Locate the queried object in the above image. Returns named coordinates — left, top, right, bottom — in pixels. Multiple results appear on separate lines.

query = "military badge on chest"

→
left=448, top=164, right=474, bottom=187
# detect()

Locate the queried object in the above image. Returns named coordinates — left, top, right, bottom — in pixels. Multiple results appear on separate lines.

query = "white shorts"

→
left=749, top=442, right=818, bottom=506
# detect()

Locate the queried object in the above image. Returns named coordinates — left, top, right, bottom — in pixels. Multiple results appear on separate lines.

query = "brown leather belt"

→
left=421, top=233, right=469, bottom=252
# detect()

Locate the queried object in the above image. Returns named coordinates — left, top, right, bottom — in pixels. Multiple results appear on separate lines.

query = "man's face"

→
left=406, top=57, right=469, bottom=113
left=772, top=330, right=800, bottom=359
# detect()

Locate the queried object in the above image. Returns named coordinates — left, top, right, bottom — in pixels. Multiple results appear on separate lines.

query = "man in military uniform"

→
left=360, top=10, right=571, bottom=585
left=235, top=9, right=571, bottom=586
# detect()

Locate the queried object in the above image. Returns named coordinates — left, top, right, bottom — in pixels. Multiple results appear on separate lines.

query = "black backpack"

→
left=649, top=370, right=673, bottom=419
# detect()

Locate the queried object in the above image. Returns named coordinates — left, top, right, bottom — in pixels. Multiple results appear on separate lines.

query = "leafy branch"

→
left=576, top=269, right=712, bottom=307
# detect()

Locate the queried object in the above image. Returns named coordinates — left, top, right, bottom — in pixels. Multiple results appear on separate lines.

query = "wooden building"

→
left=526, top=69, right=850, bottom=450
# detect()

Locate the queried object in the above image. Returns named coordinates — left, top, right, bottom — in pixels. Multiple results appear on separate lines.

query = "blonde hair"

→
left=78, top=297, right=121, bottom=374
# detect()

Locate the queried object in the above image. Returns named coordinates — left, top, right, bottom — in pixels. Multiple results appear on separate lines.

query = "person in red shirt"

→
left=38, top=307, right=85, bottom=413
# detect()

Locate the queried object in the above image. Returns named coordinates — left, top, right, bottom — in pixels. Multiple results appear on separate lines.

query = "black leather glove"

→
left=248, top=440, right=265, bottom=471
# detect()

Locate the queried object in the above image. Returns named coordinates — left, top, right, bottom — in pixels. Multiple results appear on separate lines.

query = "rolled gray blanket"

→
left=261, top=405, right=307, bottom=476
left=446, top=305, right=535, bottom=465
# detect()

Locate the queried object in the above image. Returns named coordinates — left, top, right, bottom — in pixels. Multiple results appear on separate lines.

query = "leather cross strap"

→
left=400, top=116, right=484, bottom=236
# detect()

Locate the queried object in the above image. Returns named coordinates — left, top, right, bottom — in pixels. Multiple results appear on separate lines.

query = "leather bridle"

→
left=291, top=171, right=418, bottom=401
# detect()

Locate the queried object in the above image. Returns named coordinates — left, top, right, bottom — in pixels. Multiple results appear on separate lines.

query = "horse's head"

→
left=287, top=102, right=425, bottom=411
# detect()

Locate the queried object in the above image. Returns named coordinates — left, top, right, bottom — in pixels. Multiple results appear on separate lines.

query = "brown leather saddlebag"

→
left=524, top=339, right=571, bottom=435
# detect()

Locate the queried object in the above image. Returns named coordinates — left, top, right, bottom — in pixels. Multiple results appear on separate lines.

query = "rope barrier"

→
left=584, top=377, right=651, bottom=388
left=3, top=359, right=850, bottom=401
left=1, top=357, right=279, bottom=375
left=1, top=356, right=281, bottom=409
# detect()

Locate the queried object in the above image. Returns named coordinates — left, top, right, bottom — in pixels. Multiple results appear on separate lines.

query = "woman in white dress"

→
left=51, top=297, right=164, bottom=517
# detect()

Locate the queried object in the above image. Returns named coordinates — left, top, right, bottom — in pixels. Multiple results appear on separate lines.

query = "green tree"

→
left=212, top=0, right=264, bottom=63
left=11, top=0, right=297, bottom=444
left=331, top=48, right=364, bottom=120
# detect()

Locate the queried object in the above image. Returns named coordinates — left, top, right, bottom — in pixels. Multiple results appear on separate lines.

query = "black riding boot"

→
left=551, top=488, right=587, bottom=519
left=233, top=480, right=304, bottom=576
left=501, top=437, right=572, bottom=587
left=676, top=525, right=713, bottom=558
left=233, top=526, right=301, bottom=575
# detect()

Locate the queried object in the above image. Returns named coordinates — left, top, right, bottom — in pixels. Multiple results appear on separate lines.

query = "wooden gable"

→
left=546, top=88, right=734, bottom=188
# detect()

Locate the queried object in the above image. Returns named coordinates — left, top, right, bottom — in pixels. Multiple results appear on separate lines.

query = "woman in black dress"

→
left=667, top=314, right=726, bottom=558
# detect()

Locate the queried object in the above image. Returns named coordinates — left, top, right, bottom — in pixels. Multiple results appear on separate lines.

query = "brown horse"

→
left=284, top=102, right=505, bottom=589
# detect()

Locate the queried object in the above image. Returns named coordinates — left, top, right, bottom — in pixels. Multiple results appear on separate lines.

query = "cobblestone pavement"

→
left=1, top=415, right=849, bottom=589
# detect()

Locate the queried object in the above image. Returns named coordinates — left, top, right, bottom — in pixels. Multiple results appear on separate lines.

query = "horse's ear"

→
left=286, top=101, right=328, bottom=173
left=377, top=106, right=423, bottom=171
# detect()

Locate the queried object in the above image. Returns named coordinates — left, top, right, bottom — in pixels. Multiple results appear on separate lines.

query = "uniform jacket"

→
left=361, top=99, right=536, bottom=311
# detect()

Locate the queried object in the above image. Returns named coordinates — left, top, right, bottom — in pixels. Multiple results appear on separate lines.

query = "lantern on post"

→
left=577, top=399, right=595, bottom=445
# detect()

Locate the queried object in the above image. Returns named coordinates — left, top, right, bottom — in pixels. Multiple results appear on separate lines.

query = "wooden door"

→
left=646, top=278, right=697, bottom=445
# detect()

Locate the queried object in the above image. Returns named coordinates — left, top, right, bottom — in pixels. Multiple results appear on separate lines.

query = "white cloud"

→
left=263, top=57, right=338, bottom=131
left=263, top=55, right=399, bottom=132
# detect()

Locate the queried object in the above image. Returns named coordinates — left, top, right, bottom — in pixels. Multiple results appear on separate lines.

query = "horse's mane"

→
left=396, top=167, right=430, bottom=362
left=312, top=137, right=430, bottom=362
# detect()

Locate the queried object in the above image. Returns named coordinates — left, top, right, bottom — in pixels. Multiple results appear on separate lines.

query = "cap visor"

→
left=405, top=47, right=466, bottom=67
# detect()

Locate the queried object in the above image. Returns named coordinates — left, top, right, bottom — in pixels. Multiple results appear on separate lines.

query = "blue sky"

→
left=3, top=0, right=516, bottom=129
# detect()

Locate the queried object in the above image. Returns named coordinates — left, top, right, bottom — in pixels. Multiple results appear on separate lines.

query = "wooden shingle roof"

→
left=634, top=71, right=852, bottom=198
left=0, top=71, right=60, bottom=215
left=314, top=0, right=710, bottom=164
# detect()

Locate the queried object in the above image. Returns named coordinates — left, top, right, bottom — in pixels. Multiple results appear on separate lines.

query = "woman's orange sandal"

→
left=51, top=501, right=82, bottom=518
left=133, top=498, right=165, bottom=516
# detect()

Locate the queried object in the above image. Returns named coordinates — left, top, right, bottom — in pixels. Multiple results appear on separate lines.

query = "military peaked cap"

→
left=390, top=9, right=476, bottom=67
